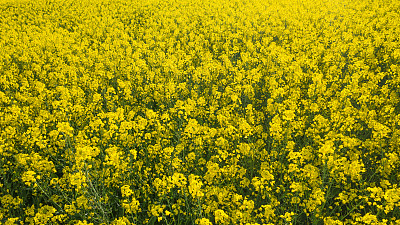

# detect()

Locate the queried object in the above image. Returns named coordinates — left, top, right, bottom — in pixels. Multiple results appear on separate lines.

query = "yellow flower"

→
left=171, top=172, right=187, bottom=188
left=122, top=197, right=140, bottom=214
left=4, top=218, right=19, bottom=225
left=282, top=110, right=296, bottom=121
left=196, top=218, right=213, bottom=225
left=318, top=140, right=334, bottom=157
left=69, top=171, right=86, bottom=191
left=76, top=220, right=94, bottom=225
left=280, top=212, right=295, bottom=223
left=56, top=121, right=74, bottom=137
left=34, top=205, right=57, bottom=224
left=121, top=185, right=133, bottom=198
left=22, top=170, right=36, bottom=186
left=76, top=195, right=89, bottom=209
left=214, top=209, right=229, bottom=224
left=269, top=115, right=283, bottom=140
left=324, top=217, right=344, bottom=225
left=188, top=174, right=204, bottom=198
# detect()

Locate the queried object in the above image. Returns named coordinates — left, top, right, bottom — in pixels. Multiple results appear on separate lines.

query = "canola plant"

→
left=0, top=0, right=400, bottom=224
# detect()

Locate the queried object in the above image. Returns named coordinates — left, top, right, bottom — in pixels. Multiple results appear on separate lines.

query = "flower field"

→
left=1, top=0, right=400, bottom=224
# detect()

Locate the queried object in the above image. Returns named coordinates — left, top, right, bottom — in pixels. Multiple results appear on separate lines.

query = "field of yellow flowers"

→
left=1, top=0, right=400, bottom=224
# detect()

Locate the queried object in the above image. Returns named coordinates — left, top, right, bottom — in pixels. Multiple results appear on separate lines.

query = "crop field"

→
left=0, top=0, right=400, bottom=224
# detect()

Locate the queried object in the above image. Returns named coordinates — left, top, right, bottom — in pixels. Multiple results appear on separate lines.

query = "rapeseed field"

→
left=0, top=0, right=400, bottom=224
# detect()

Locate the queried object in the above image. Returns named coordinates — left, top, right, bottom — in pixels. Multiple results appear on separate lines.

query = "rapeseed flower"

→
left=1, top=0, right=400, bottom=224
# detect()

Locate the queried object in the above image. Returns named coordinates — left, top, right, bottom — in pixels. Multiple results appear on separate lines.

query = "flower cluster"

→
left=1, top=0, right=400, bottom=224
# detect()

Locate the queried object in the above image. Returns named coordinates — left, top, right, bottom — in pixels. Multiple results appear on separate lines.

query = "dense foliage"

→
left=1, top=0, right=400, bottom=224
